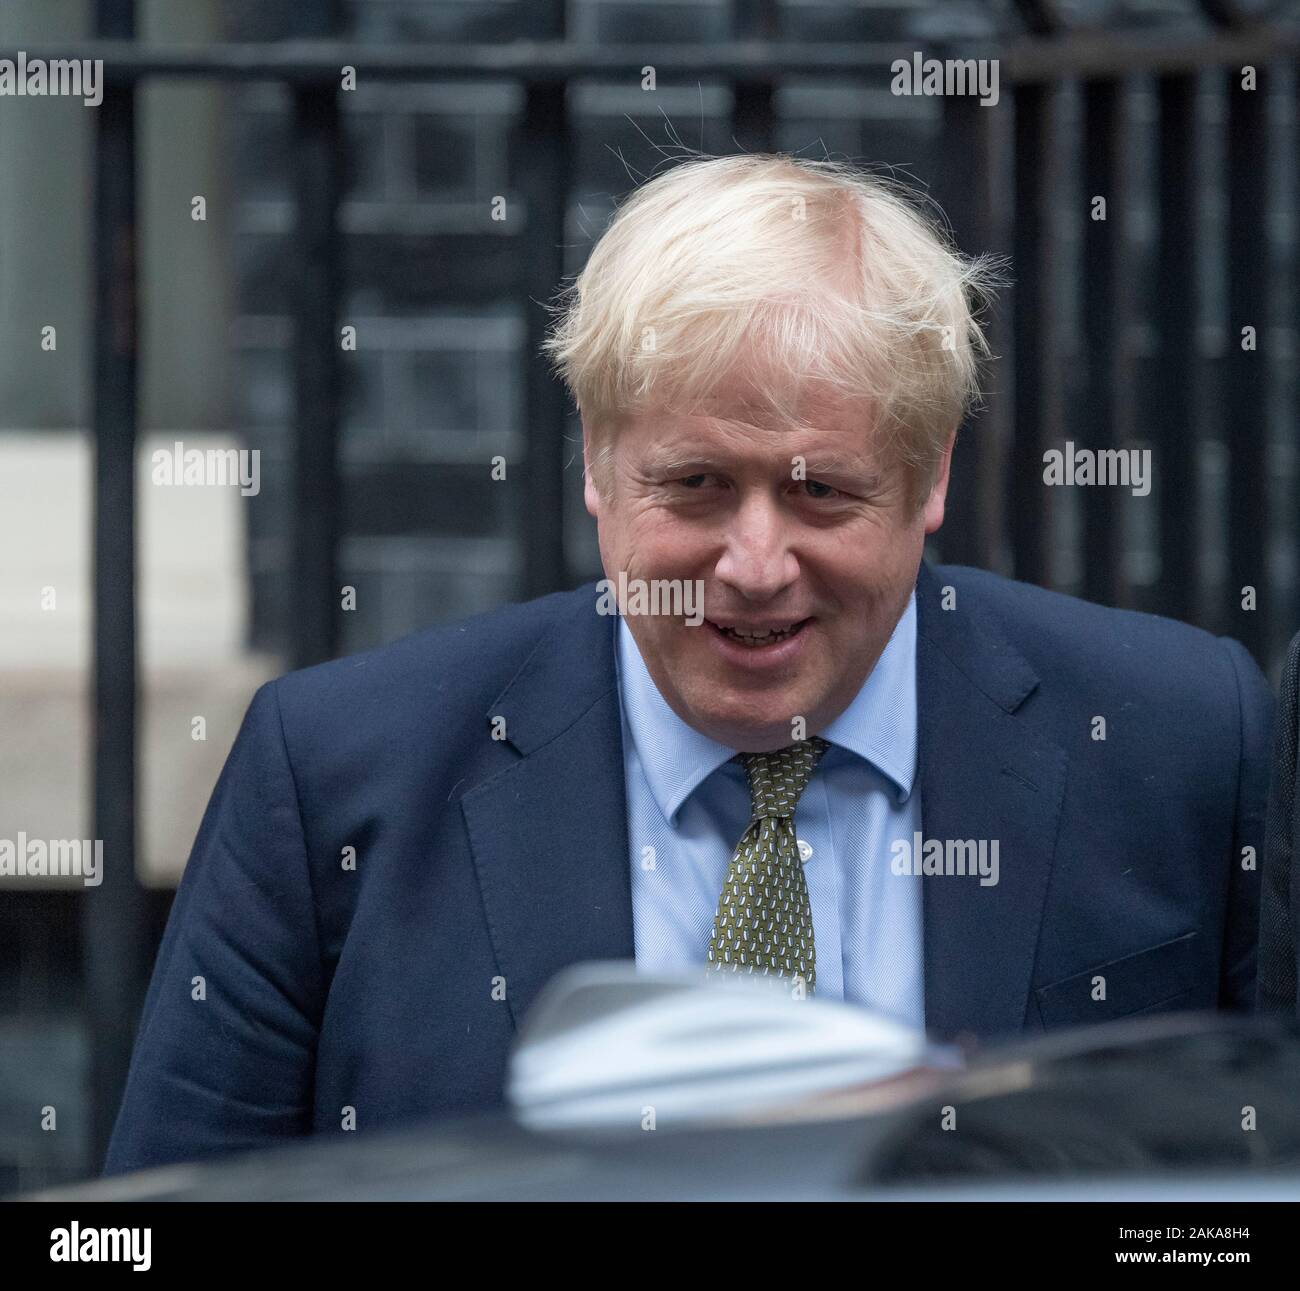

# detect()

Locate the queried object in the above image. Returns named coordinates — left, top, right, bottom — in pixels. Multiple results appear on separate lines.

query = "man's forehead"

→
left=627, top=406, right=882, bottom=467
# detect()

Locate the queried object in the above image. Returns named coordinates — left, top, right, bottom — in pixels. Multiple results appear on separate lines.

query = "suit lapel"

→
left=460, top=586, right=634, bottom=1032
left=914, top=562, right=1068, bottom=1042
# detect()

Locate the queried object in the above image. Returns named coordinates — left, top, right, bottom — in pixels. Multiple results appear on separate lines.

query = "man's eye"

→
left=802, top=479, right=838, bottom=499
left=678, top=474, right=711, bottom=489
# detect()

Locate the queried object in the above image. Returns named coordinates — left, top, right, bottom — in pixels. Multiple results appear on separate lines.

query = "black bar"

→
left=0, top=41, right=909, bottom=84
left=1079, top=78, right=1131, bottom=609
left=1010, top=82, right=1063, bottom=587
left=1001, top=29, right=1298, bottom=83
left=731, top=81, right=775, bottom=153
left=731, top=0, right=778, bottom=153
left=1224, top=65, right=1270, bottom=662
left=289, top=83, right=343, bottom=667
left=1013, top=0, right=1070, bottom=36
left=520, top=0, right=570, bottom=599
left=935, top=91, right=1011, bottom=573
left=520, top=84, right=570, bottom=597
left=520, top=0, right=566, bottom=39
left=85, top=0, right=148, bottom=1174
left=3, top=32, right=1295, bottom=84
left=1152, top=72, right=1202, bottom=624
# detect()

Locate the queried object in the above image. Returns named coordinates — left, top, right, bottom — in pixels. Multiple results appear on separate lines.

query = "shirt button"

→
left=797, top=839, right=813, bottom=863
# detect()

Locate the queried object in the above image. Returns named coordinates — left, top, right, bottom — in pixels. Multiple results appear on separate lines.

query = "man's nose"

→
left=714, top=498, right=799, bottom=602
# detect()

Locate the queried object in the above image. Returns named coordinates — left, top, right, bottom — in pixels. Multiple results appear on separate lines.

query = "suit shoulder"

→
left=266, top=584, right=588, bottom=721
left=930, top=563, right=1262, bottom=706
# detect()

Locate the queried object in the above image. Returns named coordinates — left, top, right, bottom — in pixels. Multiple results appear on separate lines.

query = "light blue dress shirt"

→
left=616, top=592, right=925, bottom=1029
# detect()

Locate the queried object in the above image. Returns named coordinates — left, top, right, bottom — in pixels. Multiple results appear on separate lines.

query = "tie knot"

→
left=741, top=737, right=829, bottom=820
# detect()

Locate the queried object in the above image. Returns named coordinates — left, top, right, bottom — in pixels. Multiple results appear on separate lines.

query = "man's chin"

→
left=675, top=693, right=815, bottom=752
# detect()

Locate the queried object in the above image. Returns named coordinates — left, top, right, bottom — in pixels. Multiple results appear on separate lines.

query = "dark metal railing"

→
left=1152, top=70, right=1203, bottom=626
left=5, top=0, right=1296, bottom=1174
left=289, top=81, right=344, bottom=669
left=1226, top=65, right=1273, bottom=659
left=85, top=0, right=146, bottom=1170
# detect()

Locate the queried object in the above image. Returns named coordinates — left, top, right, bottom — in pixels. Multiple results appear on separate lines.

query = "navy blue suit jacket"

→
left=103, top=562, right=1273, bottom=1174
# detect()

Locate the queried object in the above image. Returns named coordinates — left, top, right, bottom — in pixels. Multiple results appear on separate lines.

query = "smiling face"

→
left=584, top=381, right=953, bottom=752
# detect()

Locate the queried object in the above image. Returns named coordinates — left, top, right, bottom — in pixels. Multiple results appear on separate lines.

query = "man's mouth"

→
left=706, top=618, right=812, bottom=647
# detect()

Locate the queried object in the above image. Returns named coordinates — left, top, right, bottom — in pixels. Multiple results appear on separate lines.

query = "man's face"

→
left=584, top=382, right=952, bottom=752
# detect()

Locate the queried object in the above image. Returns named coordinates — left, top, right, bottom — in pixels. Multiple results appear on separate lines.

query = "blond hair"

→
left=542, top=152, right=1004, bottom=507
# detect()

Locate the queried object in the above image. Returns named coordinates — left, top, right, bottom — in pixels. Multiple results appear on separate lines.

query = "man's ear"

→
left=921, top=431, right=956, bottom=536
left=582, top=420, right=601, bottom=518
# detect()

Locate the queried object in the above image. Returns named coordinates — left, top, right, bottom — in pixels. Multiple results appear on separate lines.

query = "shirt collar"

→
left=615, top=590, right=918, bottom=826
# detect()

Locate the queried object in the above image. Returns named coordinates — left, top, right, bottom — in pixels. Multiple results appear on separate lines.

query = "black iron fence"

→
left=4, top=0, right=1297, bottom=1173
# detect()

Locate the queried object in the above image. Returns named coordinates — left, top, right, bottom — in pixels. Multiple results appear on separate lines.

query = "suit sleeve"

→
left=1217, top=636, right=1274, bottom=1013
left=102, top=681, right=326, bottom=1175
left=1256, top=632, right=1300, bottom=1014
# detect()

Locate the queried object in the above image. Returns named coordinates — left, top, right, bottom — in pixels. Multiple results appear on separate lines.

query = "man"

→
left=104, top=154, right=1272, bottom=1174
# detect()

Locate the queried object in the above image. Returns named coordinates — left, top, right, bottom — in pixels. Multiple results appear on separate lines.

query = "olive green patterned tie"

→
left=706, top=736, right=830, bottom=993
